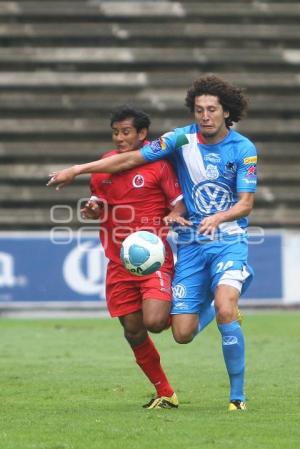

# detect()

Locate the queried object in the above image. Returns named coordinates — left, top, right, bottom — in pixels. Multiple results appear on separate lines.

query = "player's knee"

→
left=124, top=328, right=147, bottom=346
left=144, top=315, right=168, bottom=333
left=172, top=327, right=194, bottom=344
left=216, top=305, right=235, bottom=323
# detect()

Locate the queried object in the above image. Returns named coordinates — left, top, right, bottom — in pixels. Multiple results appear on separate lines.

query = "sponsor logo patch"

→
left=244, top=156, right=257, bottom=164
left=242, top=178, right=256, bottom=184
left=159, top=136, right=167, bottom=150
left=172, top=283, right=187, bottom=299
left=193, top=181, right=233, bottom=215
left=246, top=165, right=257, bottom=177
left=204, top=153, right=221, bottom=164
left=223, top=336, right=238, bottom=345
left=149, top=138, right=163, bottom=153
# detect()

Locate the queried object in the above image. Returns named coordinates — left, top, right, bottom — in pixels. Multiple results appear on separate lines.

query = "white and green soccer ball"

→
left=120, top=231, right=166, bottom=276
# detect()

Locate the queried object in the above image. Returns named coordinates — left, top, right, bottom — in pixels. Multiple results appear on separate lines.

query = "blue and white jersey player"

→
left=141, top=122, right=257, bottom=316
left=47, top=75, right=258, bottom=411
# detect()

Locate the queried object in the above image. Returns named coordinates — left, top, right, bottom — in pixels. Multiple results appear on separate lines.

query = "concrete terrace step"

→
left=0, top=92, right=300, bottom=117
left=0, top=47, right=299, bottom=71
left=0, top=141, right=108, bottom=161
left=0, top=118, right=299, bottom=140
left=0, top=183, right=89, bottom=204
left=148, top=72, right=300, bottom=91
left=249, top=207, right=300, bottom=228
left=0, top=2, right=299, bottom=23
left=1, top=141, right=299, bottom=163
left=0, top=163, right=90, bottom=181
left=256, top=186, right=300, bottom=205
left=0, top=71, right=298, bottom=92
left=1, top=23, right=300, bottom=47
left=256, top=142, right=300, bottom=160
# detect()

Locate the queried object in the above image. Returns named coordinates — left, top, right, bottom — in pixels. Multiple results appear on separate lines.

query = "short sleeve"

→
left=236, top=142, right=258, bottom=193
left=140, top=130, right=189, bottom=162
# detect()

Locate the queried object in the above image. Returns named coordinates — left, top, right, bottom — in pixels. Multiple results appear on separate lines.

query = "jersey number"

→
left=216, top=260, right=234, bottom=273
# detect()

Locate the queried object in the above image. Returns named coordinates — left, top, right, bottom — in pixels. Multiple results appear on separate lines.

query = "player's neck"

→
left=201, top=128, right=229, bottom=145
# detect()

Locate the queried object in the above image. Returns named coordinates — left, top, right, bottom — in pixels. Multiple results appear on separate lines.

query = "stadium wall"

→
left=0, top=230, right=299, bottom=314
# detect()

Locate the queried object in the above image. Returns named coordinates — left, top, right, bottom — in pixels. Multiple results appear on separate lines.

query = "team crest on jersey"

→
left=204, top=153, right=221, bottom=164
left=206, top=164, right=219, bottom=180
left=132, top=174, right=144, bottom=188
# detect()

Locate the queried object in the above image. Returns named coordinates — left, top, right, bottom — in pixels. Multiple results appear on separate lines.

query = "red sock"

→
left=133, top=336, right=174, bottom=397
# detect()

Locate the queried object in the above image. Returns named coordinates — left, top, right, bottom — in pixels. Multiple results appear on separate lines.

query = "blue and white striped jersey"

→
left=140, top=123, right=257, bottom=240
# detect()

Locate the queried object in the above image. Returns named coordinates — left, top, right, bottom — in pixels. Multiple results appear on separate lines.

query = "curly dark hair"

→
left=110, top=104, right=151, bottom=132
left=185, top=74, right=249, bottom=127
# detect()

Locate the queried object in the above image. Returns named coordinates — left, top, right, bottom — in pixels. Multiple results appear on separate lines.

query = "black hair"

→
left=185, top=74, right=249, bottom=127
left=110, top=105, right=151, bottom=132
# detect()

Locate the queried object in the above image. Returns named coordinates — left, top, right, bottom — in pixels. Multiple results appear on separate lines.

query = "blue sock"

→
left=195, top=304, right=215, bottom=336
left=218, top=320, right=245, bottom=401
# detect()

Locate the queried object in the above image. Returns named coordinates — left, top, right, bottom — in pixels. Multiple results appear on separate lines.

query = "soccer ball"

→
left=120, top=231, right=166, bottom=276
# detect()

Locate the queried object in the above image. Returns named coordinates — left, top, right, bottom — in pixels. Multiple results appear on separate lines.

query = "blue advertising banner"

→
left=0, top=232, right=283, bottom=304
left=243, top=234, right=282, bottom=300
left=0, top=233, right=107, bottom=302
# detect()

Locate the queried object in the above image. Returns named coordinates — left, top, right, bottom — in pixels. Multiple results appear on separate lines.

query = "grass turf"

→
left=0, top=312, right=299, bottom=449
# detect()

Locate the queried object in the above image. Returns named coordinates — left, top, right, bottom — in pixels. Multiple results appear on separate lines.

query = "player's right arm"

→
left=47, top=130, right=182, bottom=189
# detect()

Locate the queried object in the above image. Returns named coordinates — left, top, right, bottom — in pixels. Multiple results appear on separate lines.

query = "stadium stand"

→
left=0, top=0, right=299, bottom=229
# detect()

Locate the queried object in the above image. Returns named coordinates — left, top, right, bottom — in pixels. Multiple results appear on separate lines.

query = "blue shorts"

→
left=171, top=236, right=254, bottom=315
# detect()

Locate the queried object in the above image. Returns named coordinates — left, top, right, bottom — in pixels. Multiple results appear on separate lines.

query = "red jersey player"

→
left=81, top=106, right=189, bottom=409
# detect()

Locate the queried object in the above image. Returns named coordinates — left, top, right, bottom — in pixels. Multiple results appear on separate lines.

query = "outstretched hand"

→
left=46, top=166, right=77, bottom=190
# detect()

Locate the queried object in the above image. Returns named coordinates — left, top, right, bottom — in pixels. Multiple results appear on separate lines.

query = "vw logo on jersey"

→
left=132, top=174, right=144, bottom=188
left=192, top=181, right=233, bottom=215
left=172, top=283, right=187, bottom=299
left=206, top=164, right=219, bottom=180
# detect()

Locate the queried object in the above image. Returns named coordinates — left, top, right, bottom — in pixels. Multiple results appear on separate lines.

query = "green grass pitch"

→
left=0, top=312, right=299, bottom=449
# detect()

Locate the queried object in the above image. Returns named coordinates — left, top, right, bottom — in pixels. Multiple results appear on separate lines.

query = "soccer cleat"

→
left=142, top=392, right=179, bottom=409
left=228, top=400, right=247, bottom=411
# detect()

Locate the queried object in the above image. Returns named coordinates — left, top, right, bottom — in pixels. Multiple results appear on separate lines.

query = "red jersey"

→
left=90, top=150, right=182, bottom=270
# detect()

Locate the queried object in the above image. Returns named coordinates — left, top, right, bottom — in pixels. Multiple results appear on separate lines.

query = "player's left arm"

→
left=199, top=192, right=255, bottom=238
left=200, top=141, right=257, bottom=238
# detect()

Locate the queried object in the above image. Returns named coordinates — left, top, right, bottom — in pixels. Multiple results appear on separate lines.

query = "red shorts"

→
left=106, top=261, right=173, bottom=317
